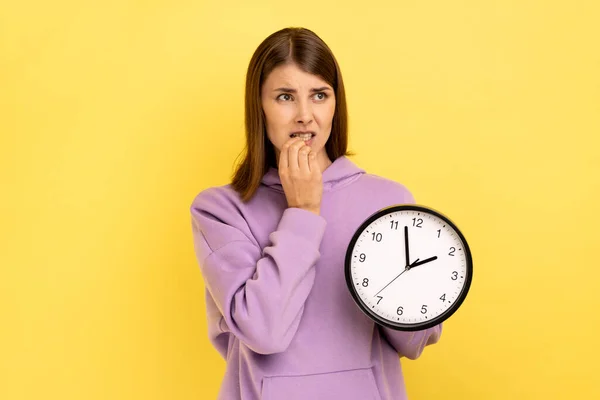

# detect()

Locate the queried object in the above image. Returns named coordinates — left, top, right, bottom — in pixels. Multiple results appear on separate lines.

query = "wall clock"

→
left=345, top=204, right=473, bottom=331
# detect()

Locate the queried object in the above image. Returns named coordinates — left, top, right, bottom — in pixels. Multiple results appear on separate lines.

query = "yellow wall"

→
left=2, top=1, right=599, bottom=399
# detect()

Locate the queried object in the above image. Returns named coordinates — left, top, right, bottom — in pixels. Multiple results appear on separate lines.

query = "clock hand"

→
left=404, top=226, right=410, bottom=268
left=374, top=267, right=408, bottom=297
left=408, top=256, right=438, bottom=269
left=375, top=256, right=438, bottom=295
left=372, top=256, right=438, bottom=298
left=374, top=227, right=416, bottom=298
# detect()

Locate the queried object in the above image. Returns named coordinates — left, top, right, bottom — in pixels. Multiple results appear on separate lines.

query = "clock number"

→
left=396, top=306, right=403, bottom=315
left=449, top=247, right=456, bottom=256
left=437, top=229, right=441, bottom=238
left=376, top=296, right=383, bottom=305
left=359, top=253, right=366, bottom=262
left=372, top=232, right=382, bottom=242
left=390, top=220, right=398, bottom=230
left=421, top=305, right=428, bottom=314
left=440, top=294, right=446, bottom=301
left=451, top=271, right=458, bottom=280
left=412, top=218, right=423, bottom=228
left=362, top=278, right=369, bottom=287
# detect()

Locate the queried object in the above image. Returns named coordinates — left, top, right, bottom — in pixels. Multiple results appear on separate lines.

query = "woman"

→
left=190, top=27, right=442, bottom=400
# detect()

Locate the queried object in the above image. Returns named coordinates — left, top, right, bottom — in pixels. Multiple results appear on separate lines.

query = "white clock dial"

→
left=345, top=205, right=472, bottom=331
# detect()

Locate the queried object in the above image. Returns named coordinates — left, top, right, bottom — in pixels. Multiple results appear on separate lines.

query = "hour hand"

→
left=408, top=256, right=438, bottom=269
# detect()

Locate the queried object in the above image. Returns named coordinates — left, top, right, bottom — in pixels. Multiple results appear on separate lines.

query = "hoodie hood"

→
left=260, top=156, right=365, bottom=193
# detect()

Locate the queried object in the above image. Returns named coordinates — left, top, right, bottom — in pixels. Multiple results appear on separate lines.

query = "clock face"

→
left=345, top=205, right=472, bottom=331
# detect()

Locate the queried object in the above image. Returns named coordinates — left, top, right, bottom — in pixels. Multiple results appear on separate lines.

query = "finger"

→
left=279, top=137, right=299, bottom=171
left=298, top=145, right=311, bottom=173
left=308, top=150, right=318, bottom=175
left=288, top=139, right=305, bottom=171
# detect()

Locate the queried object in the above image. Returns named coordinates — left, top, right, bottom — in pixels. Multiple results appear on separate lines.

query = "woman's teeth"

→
left=291, top=133, right=313, bottom=140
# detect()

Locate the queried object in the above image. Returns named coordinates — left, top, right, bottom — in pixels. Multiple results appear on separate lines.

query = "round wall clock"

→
left=345, top=204, right=473, bottom=331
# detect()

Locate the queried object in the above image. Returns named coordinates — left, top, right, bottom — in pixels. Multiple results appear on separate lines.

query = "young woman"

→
left=190, top=27, right=442, bottom=400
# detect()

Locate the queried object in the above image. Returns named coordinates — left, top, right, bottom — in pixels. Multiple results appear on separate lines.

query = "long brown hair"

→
left=231, top=27, right=354, bottom=202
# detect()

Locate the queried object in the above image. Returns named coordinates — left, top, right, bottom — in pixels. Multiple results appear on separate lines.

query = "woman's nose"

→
left=295, top=100, right=313, bottom=124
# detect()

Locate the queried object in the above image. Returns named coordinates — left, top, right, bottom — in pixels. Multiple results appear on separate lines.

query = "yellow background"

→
left=2, top=0, right=599, bottom=399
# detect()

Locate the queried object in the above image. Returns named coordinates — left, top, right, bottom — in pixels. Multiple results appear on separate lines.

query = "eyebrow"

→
left=273, top=86, right=332, bottom=93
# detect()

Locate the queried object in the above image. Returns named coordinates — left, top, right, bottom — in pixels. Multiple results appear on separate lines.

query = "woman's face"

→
left=261, top=63, right=336, bottom=164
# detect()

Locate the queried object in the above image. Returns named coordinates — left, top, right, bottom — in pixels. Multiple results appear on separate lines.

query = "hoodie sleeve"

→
left=190, top=187, right=327, bottom=355
left=376, top=183, right=443, bottom=359
left=378, top=324, right=443, bottom=359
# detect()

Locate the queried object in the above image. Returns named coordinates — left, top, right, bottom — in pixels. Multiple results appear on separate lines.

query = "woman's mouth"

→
left=290, top=132, right=315, bottom=144
left=290, top=132, right=315, bottom=142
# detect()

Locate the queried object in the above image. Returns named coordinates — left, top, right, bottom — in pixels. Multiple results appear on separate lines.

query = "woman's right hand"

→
left=278, top=137, right=323, bottom=215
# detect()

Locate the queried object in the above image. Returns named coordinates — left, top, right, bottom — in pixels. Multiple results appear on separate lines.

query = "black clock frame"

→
left=344, top=204, right=473, bottom=331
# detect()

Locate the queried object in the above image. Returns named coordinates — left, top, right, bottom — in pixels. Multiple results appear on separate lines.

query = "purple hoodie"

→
left=190, top=155, right=442, bottom=400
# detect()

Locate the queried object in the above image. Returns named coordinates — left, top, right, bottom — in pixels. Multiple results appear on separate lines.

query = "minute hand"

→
left=408, top=255, right=438, bottom=269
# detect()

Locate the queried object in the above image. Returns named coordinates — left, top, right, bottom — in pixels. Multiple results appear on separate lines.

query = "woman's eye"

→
left=277, top=93, right=327, bottom=101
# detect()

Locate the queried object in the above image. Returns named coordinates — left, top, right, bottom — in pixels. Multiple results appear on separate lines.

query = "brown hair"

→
left=230, top=27, right=354, bottom=202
